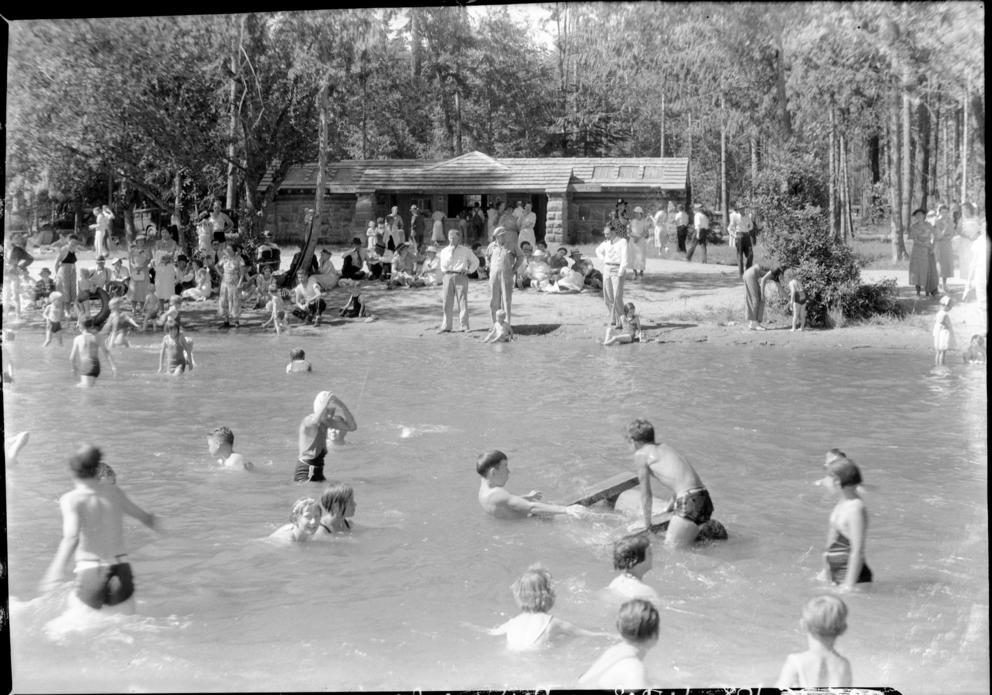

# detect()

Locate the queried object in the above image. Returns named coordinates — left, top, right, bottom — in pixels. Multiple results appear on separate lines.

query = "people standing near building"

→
left=486, top=227, right=522, bottom=333
left=471, top=203, right=487, bottom=244
left=627, top=206, right=649, bottom=280
left=673, top=205, right=690, bottom=255
left=518, top=202, right=537, bottom=250
left=486, top=200, right=499, bottom=240
left=409, top=205, right=426, bottom=251
left=431, top=208, right=447, bottom=246
left=686, top=203, right=709, bottom=263
left=651, top=204, right=668, bottom=253
left=596, top=224, right=628, bottom=327
left=437, top=229, right=479, bottom=333
left=496, top=200, right=521, bottom=251
left=728, top=202, right=754, bottom=277
left=386, top=205, right=404, bottom=251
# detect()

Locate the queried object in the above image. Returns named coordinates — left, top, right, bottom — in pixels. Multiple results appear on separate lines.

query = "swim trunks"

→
left=75, top=560, right=134, bottom=609
left=672, top=487, right=714, bottom=525
left=80, top=357, right=101, bottom=378
left=47, top=319, right=62, bottom=333
left=294, top=454, right=326, bottom=482
left=825, top=532, right=872, bottom=584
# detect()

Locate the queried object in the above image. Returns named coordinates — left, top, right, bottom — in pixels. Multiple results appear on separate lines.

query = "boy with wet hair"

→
left=207, top=426, right=254, bottom=471
left=607, top=533, right=660, bottom=605
left=40, top=444, right=157, bottom=611
left=476, top=450, right=587, bottom=520
left=286, top=347, right=313, bottom=373
left=776, top=594, right=853, bottom=688
left=579, top=599, right=660, bottom=688
left=626, top=418, right=714, bottom=549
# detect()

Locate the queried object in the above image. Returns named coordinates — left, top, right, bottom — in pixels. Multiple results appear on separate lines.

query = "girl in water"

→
left=157, top=321, right=195, bottom=376
left=603, top=302, right=643, bottom=345
left=314, top=482, right=356, bottom=536
left=105, top=297, right=142, bottom=347
left=267, top=497, right=321, bottom=544
left=820, top=454, right=871, bottom=590
left=489, top=565, right=605, bottom=651
left=932, top=295, right=955, bottom=366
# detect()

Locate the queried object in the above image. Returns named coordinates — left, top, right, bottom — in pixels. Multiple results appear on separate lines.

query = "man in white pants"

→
left=437, top=229, right=479, bottom=333
left=596, top=224, right=629, bottom=327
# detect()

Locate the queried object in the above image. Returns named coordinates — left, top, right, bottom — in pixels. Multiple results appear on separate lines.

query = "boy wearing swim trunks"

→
left=40, top=444, right=157, bottom=611
left=296, top=391, right=358, bottom=482
left=69, top=318, right=116, bottom=387
left=476, top=450, right=587, bottom=520
left=626, top=418, right=714, bottom=549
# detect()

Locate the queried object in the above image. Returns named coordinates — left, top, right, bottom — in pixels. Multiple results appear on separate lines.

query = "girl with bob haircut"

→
left=489, top=564, right=606, bottom=651
left=314, top=482, right=356, bottom=536
left=821, top=454, right=871, bottom=589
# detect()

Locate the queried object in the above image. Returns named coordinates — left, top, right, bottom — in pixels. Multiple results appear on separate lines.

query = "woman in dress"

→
left=907, top=208, right=939, bottom=297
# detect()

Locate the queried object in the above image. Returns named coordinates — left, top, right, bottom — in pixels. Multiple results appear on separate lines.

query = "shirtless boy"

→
left=69, top=318, right=117, bottom=387
left=296, top=391, right=358, bottom=482
left=476, top=450, right=587, bottom=520
left=207, top=426, right=254, bottom=471
left=40, top=444, right=157, bottom=611
left=626, top=418, right=714, bottom=548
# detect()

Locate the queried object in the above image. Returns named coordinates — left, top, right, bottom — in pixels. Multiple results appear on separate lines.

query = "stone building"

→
left=257, top=151, right=689, bottom=245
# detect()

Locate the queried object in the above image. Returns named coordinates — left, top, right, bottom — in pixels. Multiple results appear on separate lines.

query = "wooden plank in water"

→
left=568, top=472, right=639, bottom=507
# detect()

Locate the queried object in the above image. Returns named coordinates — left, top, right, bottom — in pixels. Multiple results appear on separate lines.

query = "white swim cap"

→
left=313, top=391, right=334, bottom=415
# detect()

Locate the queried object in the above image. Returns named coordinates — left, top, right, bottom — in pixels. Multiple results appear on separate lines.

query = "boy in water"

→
left=606, top=533, right=661, bottom=606
left=625, top=418, right=714, bottom=548
left=295, top=391, right=358, bottom=482
left=476, top=450, right=587, bottom=520
left=776, top=594, right=853, bottom=688
left=39, top=444, right=157, bottom=612
left=207, top=426, right=254, bottom=471
left=579, top=599, right=659, bottom=688
left=69, top=318, right=117, bottom=387
left=41, top=291, right=66, bottom=347
left=286, top=348, right=313, bottom=373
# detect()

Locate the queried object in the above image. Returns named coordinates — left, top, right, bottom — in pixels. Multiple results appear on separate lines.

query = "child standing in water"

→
left=489, top=565, right=606, bottom=651
left=314, top=482, right=356, bottom=536
left=69, top=318, right=116, bottom=387
left=603, top=302, right=642, bottom=345
left=932, top=295, right=955, bottom=366
left=42, top=291, right=66, bottom=347
left=579, top=599, right=659, bottom=688
left=821, top=455, right=871, bottom=589
left=158, top=321, right=195, bottom=376
left=788, top=272, right=807, bottom=331
left=105, top=297, right=142, bottom=347
left=776, top=594, right=853, bottom=688
left=262, top=285, right=289, bottom=335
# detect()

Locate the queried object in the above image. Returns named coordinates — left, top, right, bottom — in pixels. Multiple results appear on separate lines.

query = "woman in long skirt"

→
left=907, top=208, right=938, bottom=297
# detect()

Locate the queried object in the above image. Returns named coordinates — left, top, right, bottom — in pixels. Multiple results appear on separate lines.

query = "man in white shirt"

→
left=518, top=202, right=537, bottom=249
left=595, top=224, right=629, bottom=327
left=437, top=229, right=480, bottom=333
left=727, top=202, right=753, bottom=277
left=292, top=269, right=327, bottom=326
left=686, top=204, right=709, bottom=263
left=674, top=206, right=690, bottom=255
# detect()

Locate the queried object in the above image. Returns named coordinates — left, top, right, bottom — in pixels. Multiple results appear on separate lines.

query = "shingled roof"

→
left=261, top=152, right=688, bottom=195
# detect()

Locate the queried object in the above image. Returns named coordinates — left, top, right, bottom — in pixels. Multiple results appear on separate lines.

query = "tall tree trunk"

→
left=720, top=92, right=728, bottom=230
left=829, top=106, right=837, bottom=239
left=361, top=75, right=368, bottom=160
left=659, top=93, right=665, bottom=157
left=774, top=31, right=793, bottom=139
left=930, top=93, right=940, bottom=203
left=226, top=16, right=244, bottom=210
left=454, top=83, right=463, bottom=155
left=306, top=75, right=330, bottom=274
left=942, top=109, right=950, bottom=203
left=953, top=101, right=962, bottom=202
left=73, top=195, right=83, bottom=236
left=840, top=134, right=853, bottom=241
left=868, top=133, right=881, bottom=221
left=961, top=81, right=969, bottom=203
left=686, top=111, right=693, bottom=211
left=889, top=89, right=906, bottom=262
left=411, top=10, right=422, bottom=79
left=901, top=68, right=912, bottom=235
left=918, top=78, right=931, bottom=210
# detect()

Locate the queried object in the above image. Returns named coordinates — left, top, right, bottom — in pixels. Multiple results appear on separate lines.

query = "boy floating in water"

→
left=69, top=318, right=116, bottom=387
left=40, top=444, right=157, bottom=612
left=579, top=599, right=659, bottom=689
left=625, top=418, right=714, bottom=548
left=207, top=426, right=254, bottom=471
left=476, top=450, right=587, bottom=519
left=295, top=391, right=358, bottom=482
left=776, top=594, right=853, bottom=688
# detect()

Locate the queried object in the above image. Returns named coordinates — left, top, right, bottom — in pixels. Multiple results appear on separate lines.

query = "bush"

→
left=839, top=278, right=905, bottom=322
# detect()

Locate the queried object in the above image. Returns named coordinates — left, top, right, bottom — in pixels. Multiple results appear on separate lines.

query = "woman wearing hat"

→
left=908, top=208, right=939, bottom=297
left=628, top=206, right=649, bottom=280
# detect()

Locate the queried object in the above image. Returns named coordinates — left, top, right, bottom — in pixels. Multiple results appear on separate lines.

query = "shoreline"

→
left=5, top=244, right=986, bottom=355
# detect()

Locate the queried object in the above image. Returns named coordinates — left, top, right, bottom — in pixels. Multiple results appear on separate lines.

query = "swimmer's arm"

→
left=40, top=496, right=81, bottom=592
left=638, top=457, right=654, bottom=532
left=487, top=619, right=511, bottom=636
left=327, top=396, right=357, bottom=432
left=158, top=340, right=166, bottom=373
left=183, top=338, right=195, bottom=368
left=553, top=617, right=611, bottom=639
left=507, top=493, right=585, bottom=518
left=841, top=504, right=868, bottom=590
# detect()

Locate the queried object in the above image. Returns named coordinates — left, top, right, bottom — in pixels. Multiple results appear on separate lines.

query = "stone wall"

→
left=262, top=194, right=359, bottom=245
left=544, top=193, right=567, bottom=244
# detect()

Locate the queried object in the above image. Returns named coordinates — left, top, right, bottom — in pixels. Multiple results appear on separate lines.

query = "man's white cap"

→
left=313, top=390, right=334, bottom=415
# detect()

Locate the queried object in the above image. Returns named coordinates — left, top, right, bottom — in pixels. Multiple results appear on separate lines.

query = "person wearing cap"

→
left=518, top=202, right=537, bottom=250
left=295, top=391, right=358, bottom=482
left=418, top=244, right=443, bottom=287
left=90, top=256, right=110, bottom=292
left=486, top=226, right=523, bottom=331
left=596, top=224, right=629, bottom=327
left=310, top=248, right=340, bottom=290
left=686, top=203, right=710, bottom=263
left=109, top=256, right=130, bottom=286
left=908, top=207, right=939, bottom=297
left=409, top=205, right=426, bottom=250
left=727, top=202, right=754, bottom=278
left=437, top=229, right=479, bottom=333
left=628, top=206, right=649, bottom=280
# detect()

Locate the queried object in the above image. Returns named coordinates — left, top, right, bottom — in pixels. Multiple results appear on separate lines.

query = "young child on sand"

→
left=607, top=534, right=661, bottom=606
left=933, top=295, right=955, bottom=366
left=70, top=318, right=117, bottom=387
left=41, top=291, right=66, bottom=347
left=963, top=334, right=986, bottom=364
left=158, top=321, right=195, bottom=375
left=313, top=481, right=356, bottom=536
left=776, top=594, right=853, bottom=688
left=578, top=599, right=659, bottom=689
left=476, top=450, right=587, bottom=520
left=483, top=309, right=514, bottom=343
left=207, top=426, right=254, bottom=471
left=267, top=497, right=321, bottom=545
left=490, top=564, right=606, bottom=651
left=603, top=302, right=642, bottom=345
left=262, top=285, right=289, bottom=335
left=286, top=348, right=313, bottom=373
left=105, top=296, right=142, bottom=347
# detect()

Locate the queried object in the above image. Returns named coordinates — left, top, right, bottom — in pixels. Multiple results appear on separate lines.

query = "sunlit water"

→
left=4, top=330, right=987, bottom=693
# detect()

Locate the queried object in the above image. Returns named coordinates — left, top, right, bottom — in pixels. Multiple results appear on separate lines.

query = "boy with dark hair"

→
left=579, top=599, right=660, bottom=688
left=476, top=450, right=587, bottom=520
left=607, top=533, right=660, bottom=605
left=207, top=426, right=254, bottom=471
